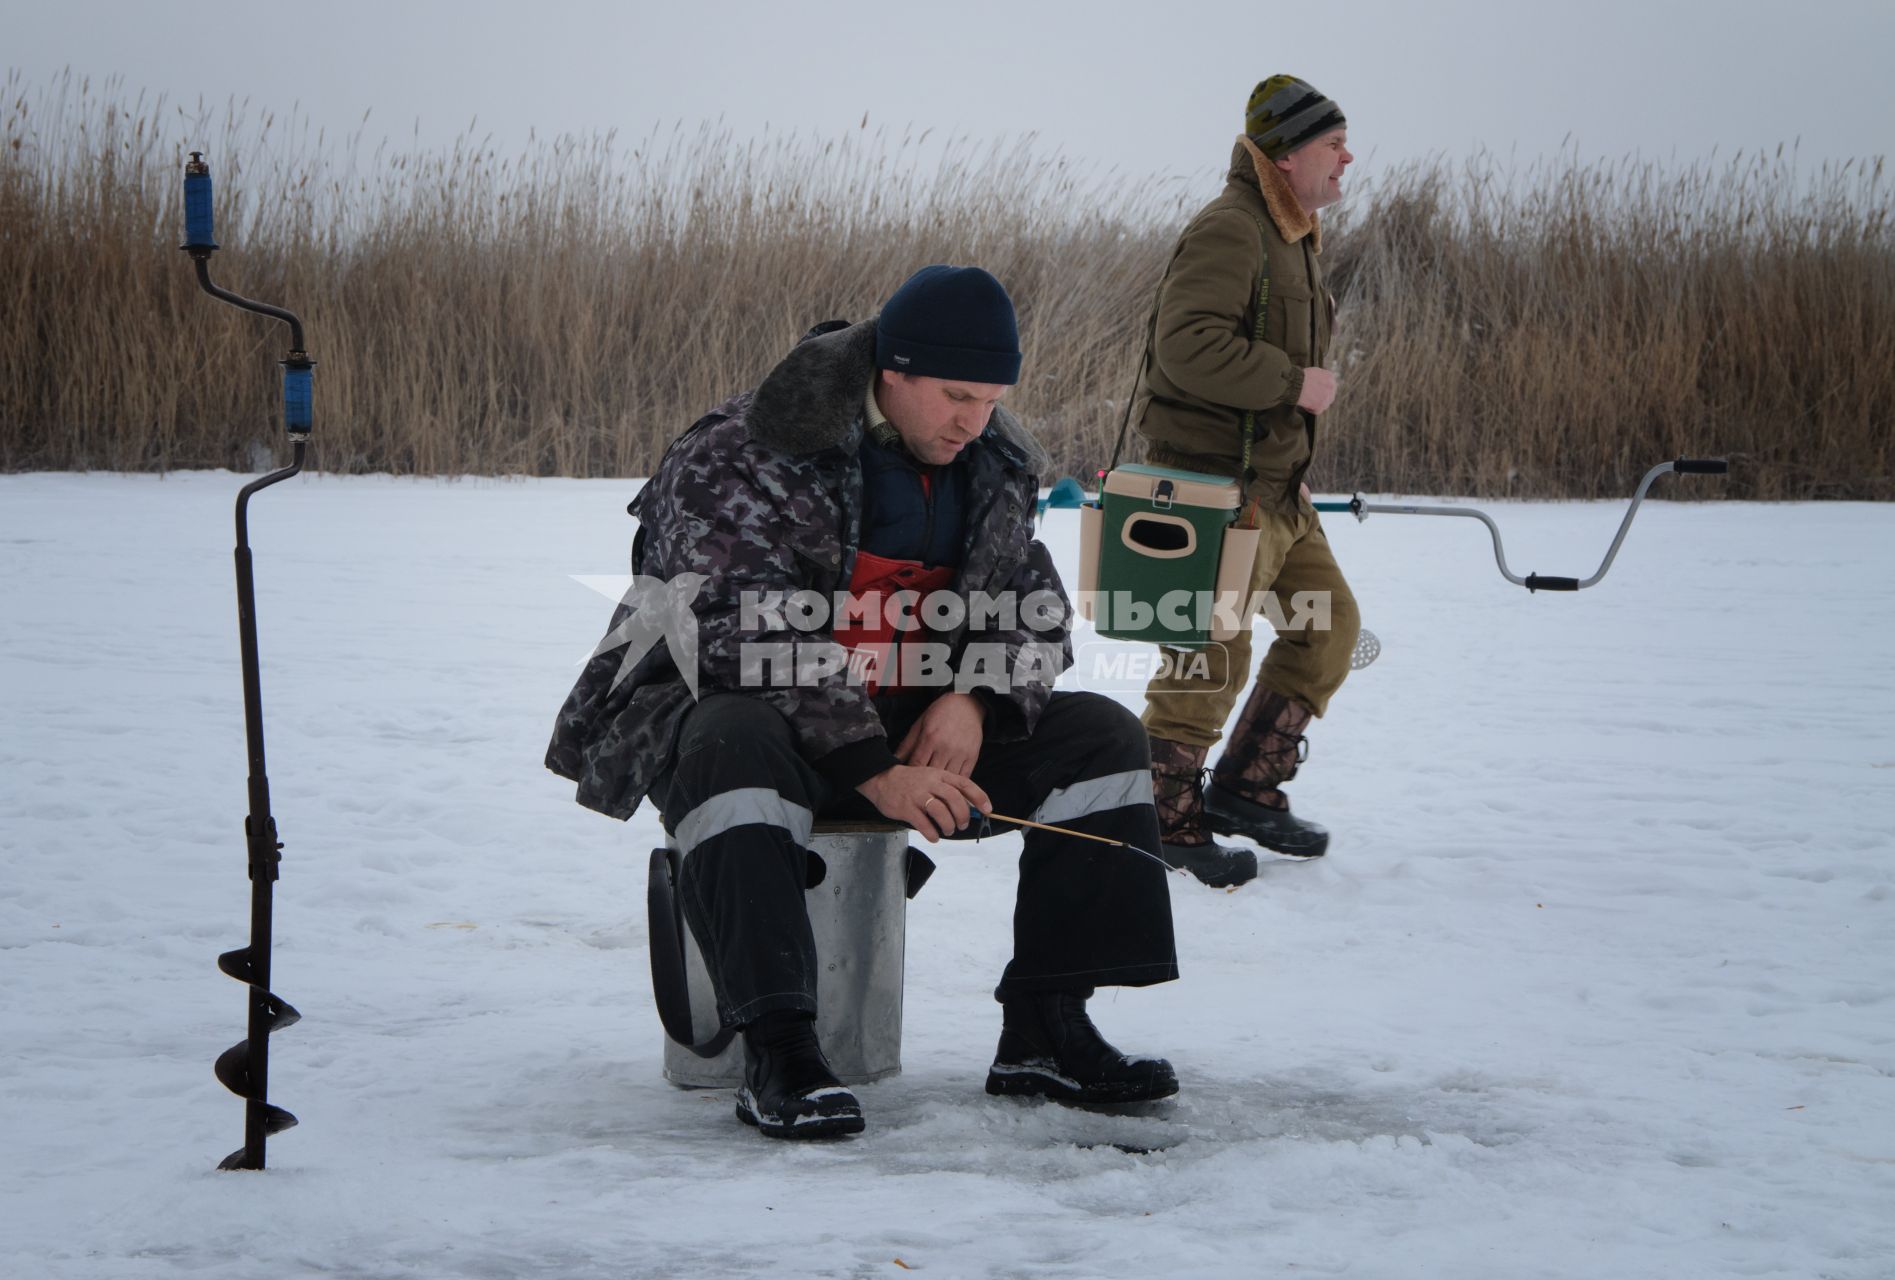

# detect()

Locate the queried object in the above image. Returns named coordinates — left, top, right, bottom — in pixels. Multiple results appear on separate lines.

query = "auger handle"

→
left=183, top=154, right=314, bottom=438
left=1672, top=458, right=1728, bottom=475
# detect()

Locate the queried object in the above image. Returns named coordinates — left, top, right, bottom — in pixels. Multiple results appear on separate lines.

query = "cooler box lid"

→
left=1102, top=464, right=1241, bottom=510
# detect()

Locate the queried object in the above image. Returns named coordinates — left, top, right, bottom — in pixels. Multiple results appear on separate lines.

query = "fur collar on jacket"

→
left=1230, top=136, right=1323, bottom=254
left=747, top=318, right=1049, bottom=475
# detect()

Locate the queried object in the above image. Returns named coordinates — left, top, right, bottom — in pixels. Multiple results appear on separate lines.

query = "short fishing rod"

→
left=980, top=811, right=1187, bottom=877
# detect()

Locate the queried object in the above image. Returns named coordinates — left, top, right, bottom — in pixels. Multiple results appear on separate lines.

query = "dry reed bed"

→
left=3, top=72, right=1890, bottom=498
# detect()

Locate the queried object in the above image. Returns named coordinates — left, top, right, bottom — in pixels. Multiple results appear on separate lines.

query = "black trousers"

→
left=649, top=691, right=1179, bottom=1028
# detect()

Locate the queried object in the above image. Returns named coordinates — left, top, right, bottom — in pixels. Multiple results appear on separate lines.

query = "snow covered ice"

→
left=3, top=472, right=1892, bottom=1279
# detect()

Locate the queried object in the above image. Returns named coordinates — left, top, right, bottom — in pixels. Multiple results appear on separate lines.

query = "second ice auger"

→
left=182, top=151, right=312, bottom=1171
left=1314, top=458, right=1730, bottom=591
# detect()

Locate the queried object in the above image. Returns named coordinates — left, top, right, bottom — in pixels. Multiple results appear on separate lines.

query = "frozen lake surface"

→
left=3, top=472, right=1891, bottom=1279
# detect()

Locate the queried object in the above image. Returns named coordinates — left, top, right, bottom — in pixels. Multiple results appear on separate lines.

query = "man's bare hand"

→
left=1300, top=481, right=1312, bottom=506
left=857, top=765, right=992, bottom=842
left=1297, top=367, right=1338, bottom=414
left=895, top=691, right=985, bottom=778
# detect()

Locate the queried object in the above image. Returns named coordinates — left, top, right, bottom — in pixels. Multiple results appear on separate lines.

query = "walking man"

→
left=548, top=266, right=1180, bottom=1139
left=1130, top=76, right=1363, bottom=887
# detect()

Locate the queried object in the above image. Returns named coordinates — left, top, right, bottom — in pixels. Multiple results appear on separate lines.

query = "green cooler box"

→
left=1078, top=463, right=1257, bottom=649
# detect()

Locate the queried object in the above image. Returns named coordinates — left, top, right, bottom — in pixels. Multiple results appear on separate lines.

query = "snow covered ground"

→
left=3, top=471, right=1891, bottom=1280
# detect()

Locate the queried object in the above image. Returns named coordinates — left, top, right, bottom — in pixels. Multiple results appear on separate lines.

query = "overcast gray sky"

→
left=8, top=0, right=1893, bottom=182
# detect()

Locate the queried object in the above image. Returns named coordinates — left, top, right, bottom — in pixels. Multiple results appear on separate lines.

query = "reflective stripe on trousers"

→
left=673, top=786, right=815, bottom=858
left=1031, top=769, right=1152, bottom=827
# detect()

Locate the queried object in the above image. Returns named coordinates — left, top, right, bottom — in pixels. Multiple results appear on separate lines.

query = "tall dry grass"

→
left=1321, top=150, right=1893, bottom=498
left=3, top=70, right=1890, bottom=497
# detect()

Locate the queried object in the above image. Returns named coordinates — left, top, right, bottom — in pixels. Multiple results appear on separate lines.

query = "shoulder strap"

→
left=1238, top=216, right=1271, bottom=484
left=1105, top=289, right=1164, bottom=476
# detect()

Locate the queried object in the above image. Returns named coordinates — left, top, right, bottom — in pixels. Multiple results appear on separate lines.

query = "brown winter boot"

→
left=1205, top=688, right=1330, bottom=857
left=1148, top=736, right=1259, bottom=888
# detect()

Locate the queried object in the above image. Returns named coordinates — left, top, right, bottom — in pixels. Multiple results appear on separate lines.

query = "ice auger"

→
left=1314, top=458, right=1729, bottom=591
left=183, top=152, right=311, bottom=1170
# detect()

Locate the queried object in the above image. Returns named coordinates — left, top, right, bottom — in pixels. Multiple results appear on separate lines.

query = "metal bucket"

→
left=653, top=823, right=916, bottom=1088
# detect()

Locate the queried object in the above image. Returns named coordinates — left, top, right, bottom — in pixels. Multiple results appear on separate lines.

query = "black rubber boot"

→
left=1148, top=736, right=1259, bottom=888
left=985, top=989, right=1179, bottom=1106
left=1203, top=782, right=1330, bottom=857
left=1206, top=688, right=1330, bottom=858
left=734, top=1011, right=865, bottom=1140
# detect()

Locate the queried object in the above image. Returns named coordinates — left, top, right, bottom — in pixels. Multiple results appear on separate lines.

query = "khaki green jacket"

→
left=1132, top=137, right=1333, bottom=512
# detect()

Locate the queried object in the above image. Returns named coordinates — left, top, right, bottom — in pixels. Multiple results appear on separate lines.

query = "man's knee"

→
left=1043, top=693, right=1151, bottom=771
left=662, top=695, right=815, bottom=846
left=1027, top=694, right=1155, bottom=827
left=669, top=695, right=807, bottom=788
left=1320, top=584, right=1361, bottom=658
left=675, top=694, right=796, bottom=760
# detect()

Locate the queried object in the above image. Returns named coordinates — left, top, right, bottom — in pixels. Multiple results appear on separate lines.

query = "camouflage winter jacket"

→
left=544, top=318, right=1072, bottom=820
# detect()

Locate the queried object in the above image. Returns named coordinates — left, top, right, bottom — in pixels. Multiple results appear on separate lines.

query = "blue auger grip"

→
left=283, top=366, right=312, bottom=434
left=184, top=170, right=217, bottom=249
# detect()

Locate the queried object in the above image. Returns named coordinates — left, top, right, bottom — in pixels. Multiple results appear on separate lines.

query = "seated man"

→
left=547, top=266, right=1180, bottom=1140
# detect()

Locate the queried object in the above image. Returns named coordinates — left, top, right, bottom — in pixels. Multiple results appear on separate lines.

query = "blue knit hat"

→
left=875, top=265, right=1022, bottom=385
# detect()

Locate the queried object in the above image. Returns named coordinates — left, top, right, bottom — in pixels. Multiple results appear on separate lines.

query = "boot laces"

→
left=1215, top=693, right=1312, bottom=799
left=1152, top=762, right=1215, bottom=846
